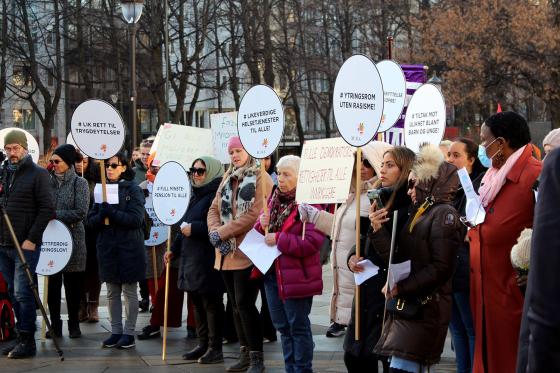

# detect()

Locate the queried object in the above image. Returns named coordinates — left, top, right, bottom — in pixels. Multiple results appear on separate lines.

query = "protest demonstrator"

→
left=542, top=128, right=560, bottom=157
left=373, top=144, right=462, bottom=372
left=166, top=156, right=226, bottom=364
left=207, top=136, right=273, bottom=373
left=255, top=155, right=325, bottom=373
left=87, top=152, right=146, bottom=349
left=0, top=130, right=55, bottom=359
left=45, top=145, right=90, bottom=339
left=345, top=146, right=415, bottom=373
left=469, top=112, right=541, bottom=373
left=516, top=148, right=560, bottom=373
left=299, top=141, right=391, bottom=339
left=75, top=152, right=102, bottom=323
left=446, top=138, right=486, bottom=373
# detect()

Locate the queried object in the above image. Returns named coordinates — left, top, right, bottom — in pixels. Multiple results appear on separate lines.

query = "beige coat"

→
left=207, top=169, right=273, bottom=271
left=315, top=188, right=371, bottom=325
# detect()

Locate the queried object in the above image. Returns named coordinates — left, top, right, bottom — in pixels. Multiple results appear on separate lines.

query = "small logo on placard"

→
left=262, top=138, right=269, bottom=148
left=357, top=123, right=365, bottom=135
left=170, top=208, right=176, bottom=217
left=100, top=144, right=107, bottom=153
left=381, top=114, right=386, bottom=124
left=48, top=260, right=55, bottom=268
left=153, top=232, right=159, bottom=240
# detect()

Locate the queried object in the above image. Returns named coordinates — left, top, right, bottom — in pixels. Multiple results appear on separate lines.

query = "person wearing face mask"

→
left=45, top=145, right=90, bottom=340
left=446, top=138, right=486, bottom=373
left=207, top=136, right=273, bottom=373
left=87, top=152, right=146, bottom=350
left=299, top=141, right=392, bottom=339
left=345, top=146, right=415, bottom=373
left=373, top=144, right=462, bottom=373
left=469, top=112, right=541, bottom=373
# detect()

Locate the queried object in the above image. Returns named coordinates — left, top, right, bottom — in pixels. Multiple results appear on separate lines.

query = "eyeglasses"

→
left=105, top=163, right=122, bottom=169
left=49, top=159, right=62, bottom=165
left=189, top=167, right=206, bottom=176
left=4, top=145, right=22, bottom=153
left=407, top=178, right=417, bottom=190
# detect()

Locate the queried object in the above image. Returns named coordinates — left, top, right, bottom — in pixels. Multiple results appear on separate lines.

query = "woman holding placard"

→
left=87, top=152, right=146, bottom=350
left=46, top=144, right=90, bottom=339
left=256, top=155, right=325, bottom=373
left=207, top=137, right=273, bottom=373
left=166, top=156, right=225, bottom=364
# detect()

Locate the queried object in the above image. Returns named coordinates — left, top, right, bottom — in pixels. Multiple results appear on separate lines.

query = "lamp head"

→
left=121, top=0, right=144, bottom=24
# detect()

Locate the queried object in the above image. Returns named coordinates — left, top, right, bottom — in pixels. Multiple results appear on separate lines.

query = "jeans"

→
left=0, top=246, right=41, bottom=333
left=264, top=272, right=314, bottom=373
left=221, top=267, right=262, bottom=351
left=106, top=282, right=138, bottom=335
left=449, top=291, right=475, bottom=373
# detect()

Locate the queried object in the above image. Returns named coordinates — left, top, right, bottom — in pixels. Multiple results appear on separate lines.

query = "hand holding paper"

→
left=239, top=228, right=281, bottom=274
left=388, top=260, right=411, bottom=291
left=353, top=259, right=379, bottom=285
left=94, top=183, right=119, bottom=204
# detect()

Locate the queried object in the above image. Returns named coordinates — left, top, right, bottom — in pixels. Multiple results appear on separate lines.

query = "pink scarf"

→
left=479, top=145, right=528, bottom=207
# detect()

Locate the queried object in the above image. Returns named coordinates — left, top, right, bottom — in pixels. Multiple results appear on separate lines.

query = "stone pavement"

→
left=0, top=265, right=457, bottom=372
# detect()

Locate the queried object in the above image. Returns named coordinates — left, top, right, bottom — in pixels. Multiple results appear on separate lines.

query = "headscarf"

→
left=192, top=156, right=224, bottom=188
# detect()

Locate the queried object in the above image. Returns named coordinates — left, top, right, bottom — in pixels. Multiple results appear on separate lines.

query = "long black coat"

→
left=344, top=184, right=411, bottom=359
left=87, top=180, right=146, bottom=284
left=172, top=177, right=223, bottom=295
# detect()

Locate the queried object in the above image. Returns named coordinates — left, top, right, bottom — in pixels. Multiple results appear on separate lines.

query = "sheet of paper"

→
left=239, top=228, right=281, bottom=274
left=388, top=260, right=411, bottom=290
left=353, top=259, right=379, bottom=285
left=458, top=167, right=486, bottom=226
left=93, top=183, right=119, bottom=204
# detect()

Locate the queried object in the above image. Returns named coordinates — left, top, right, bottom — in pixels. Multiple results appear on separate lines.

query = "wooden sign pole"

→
left=40, top=276, right=49, bottom=340
left=261, top=161, right=269, bottom=235
left=162, top=226, right=172, bottom=361
left=355, top=147, right=362, bottom=341
left=98, top=160, right=109, bottom=225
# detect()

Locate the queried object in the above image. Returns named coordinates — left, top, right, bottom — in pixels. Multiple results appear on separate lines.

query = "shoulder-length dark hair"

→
left=454, top=137, right=486, bottom=176
left=109, top=152, right=135, bottom=181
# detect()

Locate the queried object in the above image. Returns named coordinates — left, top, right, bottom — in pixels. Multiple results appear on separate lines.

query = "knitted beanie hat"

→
left=4, top=129, right=28, bottom=149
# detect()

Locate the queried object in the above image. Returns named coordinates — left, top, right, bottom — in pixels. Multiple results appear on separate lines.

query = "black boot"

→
left=45, top=319, right=62, bottom=339
left=7, top=332, right=36, bottom=359
left=247, top=351, right=265, bottom=373
left=68, top=320, right=82, bottom=339
left=2, top=331, right=20, bottom=356
left=226, top=346, right=250, bottom=372
left=182, top=344, right=208, bottom=360
left=198, top=347, right=224, bottom=364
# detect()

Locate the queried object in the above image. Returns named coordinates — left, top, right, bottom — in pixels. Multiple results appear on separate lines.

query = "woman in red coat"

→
left=469, top=112, right=541, bottom=373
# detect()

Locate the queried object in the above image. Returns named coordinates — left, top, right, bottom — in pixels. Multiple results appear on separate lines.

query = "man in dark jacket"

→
left=0, top=130, right=54, bottom=359
left=516, top=148, right=560, bottom=373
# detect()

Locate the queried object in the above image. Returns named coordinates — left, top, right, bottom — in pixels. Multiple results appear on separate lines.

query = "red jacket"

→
left=255, top=207, right=324, bottom=300
left=468, top=144, right=541, bottom=373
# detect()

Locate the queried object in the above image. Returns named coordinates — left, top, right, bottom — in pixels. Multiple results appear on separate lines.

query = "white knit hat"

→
left=511, top=228, right=532, bottom=270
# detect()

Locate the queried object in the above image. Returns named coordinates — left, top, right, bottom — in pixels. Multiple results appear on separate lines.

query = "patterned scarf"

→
left=268, top=188, right=297, bottom=233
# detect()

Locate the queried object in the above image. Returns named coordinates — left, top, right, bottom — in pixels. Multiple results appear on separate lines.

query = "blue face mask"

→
left=478, top=144, right=492, bottom=168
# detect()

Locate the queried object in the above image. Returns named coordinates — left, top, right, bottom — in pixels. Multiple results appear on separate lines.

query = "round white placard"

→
left=237, top=85, right=284, bottom=158
left=333, top=55, right=384, bottom=147
left=377, top=60, right=406, bottom=132
left=404, top=83, right=446, bottom=153
left=70, top=99, right=125, bottom=160
left=36, top=220, right=73, bottom=276
left=152, top=161, right=191, bottom=225
left=0, top=128, right=40, bottom=163
left=144, top=191, right=169, bottom=246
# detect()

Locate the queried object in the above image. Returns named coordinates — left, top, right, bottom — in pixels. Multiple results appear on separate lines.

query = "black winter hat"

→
left=53, top=144, right=77, bottom=167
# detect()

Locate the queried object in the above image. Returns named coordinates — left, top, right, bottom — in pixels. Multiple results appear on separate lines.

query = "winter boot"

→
left=198, top=347, right=224, bottom=364
left=2, top=331, right=20, bottom=356
left=247, top=351, right=265, bottom=373
left=7, top=332, right=36, bottom=359
left=182, top=344, right=208, bottom=360
left=45, top=319, right=62, bottom=339
left=68, top=320, right=82, bottom=339
left=226, top=346, right=250, bottom=372
left=87, top=301, right=99, bottom=323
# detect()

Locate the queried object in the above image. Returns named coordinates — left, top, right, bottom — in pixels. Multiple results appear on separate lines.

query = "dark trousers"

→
left=48, top=271, right=84, bottom=326
left=82, top=243, right=101, bottom=304
left=221, top=267, right=262, bottom=351
left=190, top=291, right=224, bottom=350
left=149, top=267, right=184, bottom=327
left=344, top=351, right=389, bottom=373
left=139, top=278, right=149, bottom=301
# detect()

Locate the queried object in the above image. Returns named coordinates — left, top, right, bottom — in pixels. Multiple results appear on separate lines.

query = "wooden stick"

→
left=355, top=147, right=362, bottom=341
left=302, top=221, right=306, bottom=240
left=162, top=226, right=171, bottom=361
left=41, top=276, right=49, bottom=340
left=261, top=161, right=269, bottom=235
left=152, top=246, right=158, bottom=293
left=98, top=160, right=109, bottom=225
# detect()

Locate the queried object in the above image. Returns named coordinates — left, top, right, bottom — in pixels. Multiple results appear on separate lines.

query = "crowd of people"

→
left=0, top=112, right=559, bottom=373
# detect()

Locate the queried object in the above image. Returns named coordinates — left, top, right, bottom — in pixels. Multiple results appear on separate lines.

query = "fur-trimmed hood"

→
left=413, top=144, right=459, bottom=205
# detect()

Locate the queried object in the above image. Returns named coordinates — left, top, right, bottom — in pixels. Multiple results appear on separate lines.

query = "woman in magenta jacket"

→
left=256, top=155, right=325, bottom=373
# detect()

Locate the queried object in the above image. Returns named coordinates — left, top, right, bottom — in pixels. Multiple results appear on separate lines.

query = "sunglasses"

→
left=105, top=163, right=122, bottom=169
left=49, top=159, right=62, bottom=165
left=189, top=167, right=206, bottom=176
left=407, top=178, right=417, bottom=190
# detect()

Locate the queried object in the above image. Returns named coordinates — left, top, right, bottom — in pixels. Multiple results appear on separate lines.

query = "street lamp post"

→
left=121, top=0, right=144, bottom=153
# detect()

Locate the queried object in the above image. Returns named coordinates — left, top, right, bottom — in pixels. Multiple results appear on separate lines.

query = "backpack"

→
left=0, top=272, right=15, bottom=341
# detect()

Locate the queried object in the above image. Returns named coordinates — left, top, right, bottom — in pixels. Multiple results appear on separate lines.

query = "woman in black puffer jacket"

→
left=87, top=152, right=146, bottom=350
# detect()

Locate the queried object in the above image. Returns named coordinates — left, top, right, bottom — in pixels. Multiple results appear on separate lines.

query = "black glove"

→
left=99, top=202, right=115, bottom=219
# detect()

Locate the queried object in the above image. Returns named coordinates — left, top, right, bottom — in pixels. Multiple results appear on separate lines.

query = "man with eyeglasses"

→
left=0, top=130, right=54, bottom=359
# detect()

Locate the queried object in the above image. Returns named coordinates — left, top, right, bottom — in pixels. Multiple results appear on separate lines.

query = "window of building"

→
left=12, top=108, right=35, bottom=130
left=12, top=65, right=32, bottom=87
